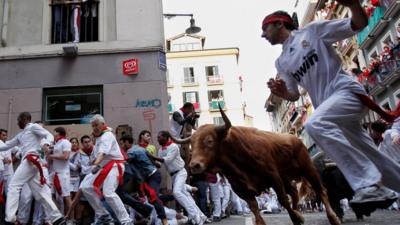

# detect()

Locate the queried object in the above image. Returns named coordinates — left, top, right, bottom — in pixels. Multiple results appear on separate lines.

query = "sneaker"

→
left=198, top=214, right=207, bottom=225
left=350, top=185, right=398, bottom=204
left=91, top=214, right=115, bottom=225
left=53, top=217, right=67, bottom=225
left=212, top=216, right=221, bottom=222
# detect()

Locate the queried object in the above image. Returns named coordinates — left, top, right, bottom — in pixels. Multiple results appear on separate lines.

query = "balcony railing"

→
left=357, top=6, right=384, bottom=46
left=182, top=77, right=198, bottom=86
left=365, top=59, right=400, bottom=95
left=209, top=100, right=225, bottom=111
left=207, top=75, right=224, bottom=85
left=50, top=0, right=99, bottom=44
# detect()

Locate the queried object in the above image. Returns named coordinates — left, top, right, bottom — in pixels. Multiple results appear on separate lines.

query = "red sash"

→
left=53, top=173, right=62, bottom=195
left=139, top=182, right=158, bottom=203
left=26, top=154, right=46, bottom=185
left=93, top=160, right=124, bottom=197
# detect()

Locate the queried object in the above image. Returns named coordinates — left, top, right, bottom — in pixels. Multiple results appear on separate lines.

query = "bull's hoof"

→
left=328, top=215, right=341, bottom=225
left=290, top=211, right=304, bottom=225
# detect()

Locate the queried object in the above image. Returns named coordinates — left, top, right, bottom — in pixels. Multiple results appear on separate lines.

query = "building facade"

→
left=166, top=33, right=252, bottom=128
left=0, top=0, right=169, bottom=140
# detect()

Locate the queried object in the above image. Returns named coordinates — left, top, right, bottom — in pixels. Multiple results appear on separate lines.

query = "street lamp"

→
left=163, top=13, right=201, bottom=34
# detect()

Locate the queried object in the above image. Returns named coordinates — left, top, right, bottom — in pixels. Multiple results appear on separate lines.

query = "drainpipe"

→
left=0, top=0, right=4, bottom=43
left=7, top=97, right=13, bottom=134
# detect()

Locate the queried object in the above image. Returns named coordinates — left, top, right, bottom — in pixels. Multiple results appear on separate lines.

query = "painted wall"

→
left=0, top=51, right=169, bottom=139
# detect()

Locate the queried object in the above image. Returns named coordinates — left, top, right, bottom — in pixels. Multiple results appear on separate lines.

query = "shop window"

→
left=43, top=86, right=103, bottom=125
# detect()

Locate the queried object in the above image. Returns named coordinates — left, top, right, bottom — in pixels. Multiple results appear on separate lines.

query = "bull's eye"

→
left=203, top=135, right=214, bottom=148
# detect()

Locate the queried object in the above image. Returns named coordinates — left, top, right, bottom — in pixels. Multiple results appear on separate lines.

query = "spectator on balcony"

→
left=380, top=45, right=396, bottom=74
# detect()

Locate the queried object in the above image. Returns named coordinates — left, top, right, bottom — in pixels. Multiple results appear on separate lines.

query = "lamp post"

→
left=163, top=13, right=201, bottom=34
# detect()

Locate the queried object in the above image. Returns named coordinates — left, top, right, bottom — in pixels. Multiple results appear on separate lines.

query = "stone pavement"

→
left=216, top=210, right=400, bottom=225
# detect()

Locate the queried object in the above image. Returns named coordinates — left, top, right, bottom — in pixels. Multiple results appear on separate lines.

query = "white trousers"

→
left=80, top=164, right=131, bottom=223
left=221, top=185, right=231, bottom=213
left=305, top=91, right=400, bottom=191
left=209, top=182, right=221, bottom=217
left=172, top=169, right=203, bottom=222
left=6, top=158, right=61, bottom=223
left=230, top=191, right=242, bottom=213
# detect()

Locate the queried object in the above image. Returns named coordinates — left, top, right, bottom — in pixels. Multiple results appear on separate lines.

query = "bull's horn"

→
left=169, top=134, right=192, bottom=144
left=219, top=102, right=231, bottom=129
left=215, top=102, right=232, bottom=135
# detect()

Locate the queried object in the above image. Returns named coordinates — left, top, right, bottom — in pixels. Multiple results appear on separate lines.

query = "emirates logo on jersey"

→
left=290, top=49, right=319, bottom=82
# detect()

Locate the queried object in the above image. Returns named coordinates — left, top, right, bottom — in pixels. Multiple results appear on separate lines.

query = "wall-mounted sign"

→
left=159, top=52, right=167, bottom=71
left=123, top=58, right=139, bottom=75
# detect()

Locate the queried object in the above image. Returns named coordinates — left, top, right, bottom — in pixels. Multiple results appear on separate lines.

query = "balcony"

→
left=207, top=75, right=224, bottom=85
left=357, top=0, right=400, bottom=49
left=367, top=59, right=400, bottom=96
left=357, top=6, right=385, bottom=47
left=209, top=100, right=226, bottom=111
left=181, top=77, right=199, bottom=87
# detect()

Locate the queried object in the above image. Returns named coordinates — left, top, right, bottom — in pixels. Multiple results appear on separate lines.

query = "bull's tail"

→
left=298, top=178, right=313, bottom=201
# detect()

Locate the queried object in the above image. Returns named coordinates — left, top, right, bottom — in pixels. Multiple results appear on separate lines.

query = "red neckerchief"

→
left=71, top=146, right=80, bottom=152
left=93, top=126, right=109, bottom=138
left=161, top=140, right=173, bottom=150
left=55, top=136, right=66, bottom=143
left=139, top=142, right=148, bottom=148
left=82, top=146, right=93, bottom=156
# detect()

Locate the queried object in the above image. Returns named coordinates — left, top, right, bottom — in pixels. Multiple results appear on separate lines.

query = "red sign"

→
left=143, top=109, right=156, bottom=120
left=122, top=58, right=139, bottom=75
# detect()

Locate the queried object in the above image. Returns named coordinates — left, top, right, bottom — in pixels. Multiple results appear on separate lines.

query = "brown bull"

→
left=171, top=107, right=340, bottom=225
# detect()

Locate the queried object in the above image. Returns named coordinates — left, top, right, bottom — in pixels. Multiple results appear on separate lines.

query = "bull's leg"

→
left=270, top=174, right=304, bottom=225
left=302, top=162, right=341, bottom=225
left=245, top=197, right=266, bottom=225
left=284, top=180, right=299, bottom=210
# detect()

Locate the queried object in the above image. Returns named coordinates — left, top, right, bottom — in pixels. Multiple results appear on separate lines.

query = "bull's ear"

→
left=215, top=103, right=231, bottom=138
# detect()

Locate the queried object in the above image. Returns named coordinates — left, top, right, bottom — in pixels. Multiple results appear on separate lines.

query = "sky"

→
left=162, top=0, right=299, bottom=130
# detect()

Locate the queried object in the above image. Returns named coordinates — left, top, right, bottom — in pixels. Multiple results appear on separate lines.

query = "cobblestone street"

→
left=217, top=210, right=400, bottom=225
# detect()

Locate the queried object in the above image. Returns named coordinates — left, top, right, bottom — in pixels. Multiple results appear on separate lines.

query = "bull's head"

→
left=170, top=104, right=231, bottom=174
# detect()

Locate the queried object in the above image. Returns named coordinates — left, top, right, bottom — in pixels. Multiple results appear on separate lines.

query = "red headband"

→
left=262, top=15, right=293, bottom=30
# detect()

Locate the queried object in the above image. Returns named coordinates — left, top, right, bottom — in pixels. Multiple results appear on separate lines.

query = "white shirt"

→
left=0, top=140, right=14, bottom=176
left=0, top=123, right=53, bottom=158
left=69, top=151, right=81, bottom=177
left=93, top=131, right=124, bottom=167
left=169, top=110, right=184, bottom=138
left=79, top=150, right=92, bottom=175
left=51, top=139, right=71, bottom=173
left=379, top=129, right=400, bottom=164
left=276, top=18, right=366, bottom=108
left=158, top=143, right=184, bottom=173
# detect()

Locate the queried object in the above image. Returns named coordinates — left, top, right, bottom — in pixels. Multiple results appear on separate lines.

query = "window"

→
left=213, top=117, right=224, bottom=125
left=183, top=91, right=200, bottom=111
left=43, top=86, right=103, bottom=125
left=206, top=66, right=223, bottom=83
left=208, top=90, right=225, bottom=110
left=368, top=47, right=379, bottom=62
left=380, top=32, right=395, bottom=50
left=183, top=67, right=196, bottom=84
left=171, top=43, right=201, bottom=51
left=381, top=98, right=391, bottom=111
left=50, top=0, right=99, bottom=44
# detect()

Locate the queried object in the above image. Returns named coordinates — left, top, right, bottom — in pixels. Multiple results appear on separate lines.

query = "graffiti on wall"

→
left=135, top=99, right=162, bottom=109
